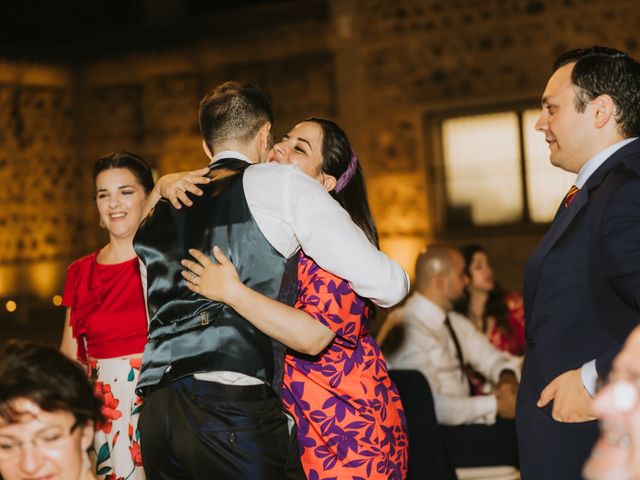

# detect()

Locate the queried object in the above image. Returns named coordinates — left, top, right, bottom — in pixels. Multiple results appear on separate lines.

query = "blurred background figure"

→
left=382, top=245, right=520, bottom=470
left=454, top=244, right=525, bottom=395
left=59, top=152, right=154, bottom=480
left=455, top=244, right=525, bottom=357
left=584, top=326, right=640, bottom=480
left=0, top=341, right=102, bottom=480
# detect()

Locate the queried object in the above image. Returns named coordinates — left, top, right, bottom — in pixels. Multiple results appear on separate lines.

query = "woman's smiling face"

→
left=268, top=122, right=325, bottom=181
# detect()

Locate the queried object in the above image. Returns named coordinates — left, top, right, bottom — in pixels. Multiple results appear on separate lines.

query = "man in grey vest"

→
left=134, top=81, right=409, bottom=479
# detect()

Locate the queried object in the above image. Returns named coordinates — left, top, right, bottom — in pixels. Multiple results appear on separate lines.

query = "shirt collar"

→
left=575, top=137, right=637, bottom=188
left=409, top=292, right=448, bottom=326
left=210, top=150, right=253, bottom=165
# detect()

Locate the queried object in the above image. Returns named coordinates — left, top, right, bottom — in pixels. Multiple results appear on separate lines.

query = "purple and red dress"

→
left=282, top=253, right=408, bottom=480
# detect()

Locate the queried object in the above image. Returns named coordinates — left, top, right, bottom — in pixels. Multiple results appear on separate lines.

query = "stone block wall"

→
left=4, top=0, right=640, bottom=303
left=0, top=80, right=87, bottom=265
left=330, top=0, right=640, bottom=285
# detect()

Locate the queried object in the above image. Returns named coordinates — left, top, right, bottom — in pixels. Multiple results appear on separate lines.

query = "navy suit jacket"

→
left=517, top=138, right=640, bottom=480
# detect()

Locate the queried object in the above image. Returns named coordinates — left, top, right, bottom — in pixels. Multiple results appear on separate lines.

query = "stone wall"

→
left=0, top=64, right=85, bottom=301
left=330, top=0, right=640, bottom=287
left=3, top=0, right=640, bottom=304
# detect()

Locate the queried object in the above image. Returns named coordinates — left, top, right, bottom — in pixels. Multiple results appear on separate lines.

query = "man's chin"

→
left=549, top=154, right=576, bottom=173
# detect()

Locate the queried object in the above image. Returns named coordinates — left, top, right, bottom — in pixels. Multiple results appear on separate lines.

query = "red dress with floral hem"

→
left=62, top=252, right=147, bottom=480
left=283, top=253, right=408, bottom=480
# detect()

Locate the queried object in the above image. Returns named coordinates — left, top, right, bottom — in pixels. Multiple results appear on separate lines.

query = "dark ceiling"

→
left=0, top=0, right=322, bottom=62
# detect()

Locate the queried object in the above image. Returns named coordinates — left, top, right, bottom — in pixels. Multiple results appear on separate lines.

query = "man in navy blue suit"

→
left=517, top=46, right=640, bottom=479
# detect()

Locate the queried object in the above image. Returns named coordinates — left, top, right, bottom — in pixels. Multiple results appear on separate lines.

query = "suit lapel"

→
left=524, top=191, right=587, bottom=327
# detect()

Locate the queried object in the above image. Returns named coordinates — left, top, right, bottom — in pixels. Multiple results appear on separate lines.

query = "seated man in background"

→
left=382, top=245, right=521, bottom=469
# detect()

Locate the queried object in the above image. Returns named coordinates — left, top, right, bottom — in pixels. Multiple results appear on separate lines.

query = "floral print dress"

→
left=89, top=358, right=145, bottom=480
left=282, top=253, right=408, bottom=480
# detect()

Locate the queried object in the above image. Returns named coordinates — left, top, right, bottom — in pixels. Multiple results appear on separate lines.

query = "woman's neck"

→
left=468, top=289, right=489, bottom=330
left=98, top=236, right=136, bottom=264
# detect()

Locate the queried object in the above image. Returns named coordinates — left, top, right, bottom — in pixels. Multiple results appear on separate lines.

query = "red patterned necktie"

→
left=563, top=185, right=579, bottom=208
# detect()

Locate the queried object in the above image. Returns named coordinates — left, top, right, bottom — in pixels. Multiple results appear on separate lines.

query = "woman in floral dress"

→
left=182, top=118, right=408, bottom=479
left=60, top=152, right=154, bottom=480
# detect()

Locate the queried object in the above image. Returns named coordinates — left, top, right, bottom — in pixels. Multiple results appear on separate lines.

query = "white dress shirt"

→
left=385, top=292, right=521, bottom=426
left=218, top=150, right=409, bottom=306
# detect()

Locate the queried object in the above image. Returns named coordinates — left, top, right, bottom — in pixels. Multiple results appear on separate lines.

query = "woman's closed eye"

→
left=38, top=429, right=66, bottom=444
left=0, top=439, right=17, bottom=451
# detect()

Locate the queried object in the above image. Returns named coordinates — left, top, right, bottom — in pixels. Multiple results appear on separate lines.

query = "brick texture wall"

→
left=3, top=0, right=640, bottom=302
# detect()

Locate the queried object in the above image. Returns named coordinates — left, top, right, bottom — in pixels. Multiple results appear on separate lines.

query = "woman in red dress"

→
left=181, top=118, right=408, bottom=479
left=59, top=152, right=154, bottom=480
left=454, top=244, right=525, bottom=356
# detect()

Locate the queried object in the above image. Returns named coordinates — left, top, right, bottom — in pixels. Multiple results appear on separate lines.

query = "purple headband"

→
left=335, top=149, right=358, bottom=193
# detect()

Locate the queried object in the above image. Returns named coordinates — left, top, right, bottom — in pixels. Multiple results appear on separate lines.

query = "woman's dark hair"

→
left=0, top=341, right=103, bottom=426
left=305, top=117, right=379, bottom=247
left=93, top=151, right=154, bottom=194
left=454, top=244, right=511, bottom=334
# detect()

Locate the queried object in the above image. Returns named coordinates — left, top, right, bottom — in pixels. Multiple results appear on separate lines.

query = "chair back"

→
left=389, top=369, right=458, bottom=480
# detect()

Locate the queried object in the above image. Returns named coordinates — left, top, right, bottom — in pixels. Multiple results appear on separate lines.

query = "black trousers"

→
left=439, top=418, right=519, bottom=469
left=138, top=376, right=305, bottom=480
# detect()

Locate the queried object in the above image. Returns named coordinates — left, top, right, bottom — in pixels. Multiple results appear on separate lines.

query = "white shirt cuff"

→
left=472, top=395, right=497, bottom=425
left=581, top=359, right=598, bottom=397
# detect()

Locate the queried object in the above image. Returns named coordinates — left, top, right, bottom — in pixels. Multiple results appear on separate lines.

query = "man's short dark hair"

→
left=553, top=46, right=640, bottom=138
left=198, top=81, right=273, bottom=151
left=0, top=341, right=102, bottom=426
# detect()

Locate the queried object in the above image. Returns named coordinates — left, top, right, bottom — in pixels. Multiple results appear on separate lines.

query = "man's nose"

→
left=535, top=112, right=547, bottom=132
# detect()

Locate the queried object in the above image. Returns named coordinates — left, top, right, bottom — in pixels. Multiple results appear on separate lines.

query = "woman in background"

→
left=454, top=244, right=525, bottom=356
left=182, top=118, right=408, bottom=479
left=0, top=341, right=103, bottom=480
left=60, top=152, right=154, bottom=480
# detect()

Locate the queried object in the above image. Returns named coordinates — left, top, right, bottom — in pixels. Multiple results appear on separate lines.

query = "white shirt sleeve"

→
left=385, top=308, right=499, bottom=425
left=581, top=359, right=598, bottom=397
left=450, top=313, right=522, bottom=383
left=434, top=392, right=497, bottom=426
left=244, top=163, right=409, bottom=307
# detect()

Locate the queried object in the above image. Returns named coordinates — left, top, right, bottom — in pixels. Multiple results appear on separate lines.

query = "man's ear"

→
left=592, top=94, right=615, bottom=129
left=202, top=140, right=214, bottom=160
left=321, top=174, right=337, bottom=193
left=259, top=122, right=272, bottom=151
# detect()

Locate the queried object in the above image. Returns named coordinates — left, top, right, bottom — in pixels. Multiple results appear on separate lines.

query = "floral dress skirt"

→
left=89, top=357, right=145, bottom=480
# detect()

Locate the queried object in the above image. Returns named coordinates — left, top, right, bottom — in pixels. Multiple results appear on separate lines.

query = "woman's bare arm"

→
left=181, top=247, right=335, bottom=355
left=59, top=308, right=79, bottom=360
left=140, top=167, right=211, bottom=219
